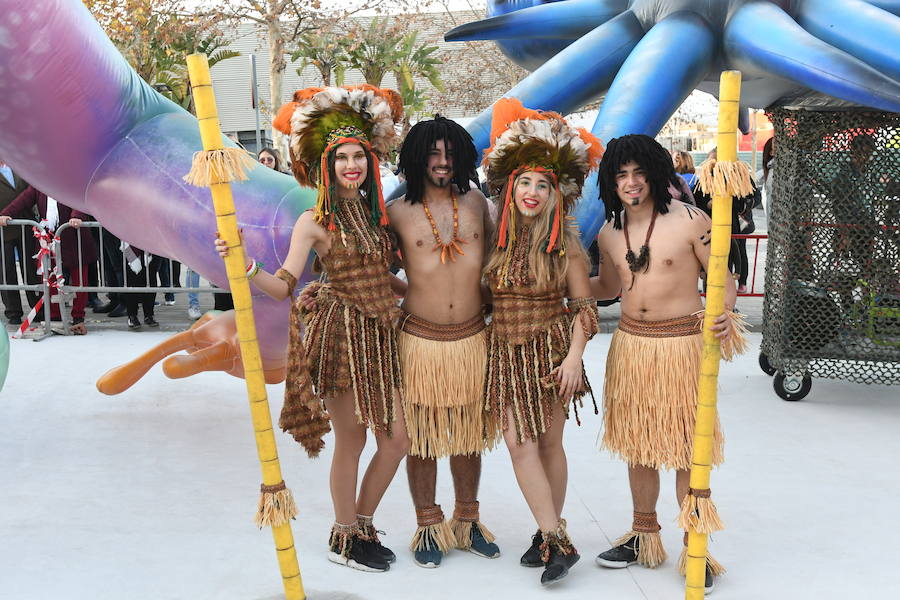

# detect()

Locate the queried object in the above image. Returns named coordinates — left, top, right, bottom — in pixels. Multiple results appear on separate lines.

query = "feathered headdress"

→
left=483, top=98, right=603, bottom=256
left=273, top=85, right=403, bottom=230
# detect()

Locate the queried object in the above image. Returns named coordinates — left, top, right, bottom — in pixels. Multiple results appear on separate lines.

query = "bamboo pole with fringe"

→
left=185, top=53, right=304, bottom=600
left=680, top=70, right=747, bottom=600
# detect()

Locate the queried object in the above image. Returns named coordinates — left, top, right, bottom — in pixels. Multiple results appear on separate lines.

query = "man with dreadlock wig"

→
left=482, top=98, right=602, bottom=586
left=590, top=134, right=746, bottom=594
left=217, top=85, right=411, bottom=573
left=387, top=115, right=501, bottom=568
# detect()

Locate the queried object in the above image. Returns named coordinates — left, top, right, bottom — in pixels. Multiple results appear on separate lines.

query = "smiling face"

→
left=425, top=138, right=454, bottom=188
left=513, top=170, right=553, bottom=218
left=615, top=160, right=651, bottom=207
left=332, top=142, right=368, bottom=190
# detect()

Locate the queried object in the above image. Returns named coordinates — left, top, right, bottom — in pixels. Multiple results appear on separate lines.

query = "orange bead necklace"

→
left=422, top=192, right=466, bottom=264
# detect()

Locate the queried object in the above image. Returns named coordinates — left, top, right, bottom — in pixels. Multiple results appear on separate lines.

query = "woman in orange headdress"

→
left=482, top=98, right=603, bottom=586
left=217, top=85, right=408, bottom=573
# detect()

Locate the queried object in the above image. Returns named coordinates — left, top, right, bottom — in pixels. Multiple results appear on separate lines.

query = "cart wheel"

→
left=758, top=353, right=777, bottom=376
left=773, top=373, right=811, bottom=401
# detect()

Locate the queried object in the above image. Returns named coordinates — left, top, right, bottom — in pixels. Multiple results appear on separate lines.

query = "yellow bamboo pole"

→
left=684, top=70, right=742, bottom=600
left=185, top=53, right=305, bottom=600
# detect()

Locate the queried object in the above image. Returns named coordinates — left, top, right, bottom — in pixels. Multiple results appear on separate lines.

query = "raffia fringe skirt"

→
left=399, top=312, right=493, bottom=458
left=601, top=314, right=723, bottom=471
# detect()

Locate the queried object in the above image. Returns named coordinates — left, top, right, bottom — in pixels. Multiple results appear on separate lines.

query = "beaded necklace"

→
left=422, top=192, right=466, bottom=264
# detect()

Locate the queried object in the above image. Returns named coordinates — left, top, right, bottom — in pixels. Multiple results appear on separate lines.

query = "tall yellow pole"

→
left=683, top=70, right=742, bottom=600
left=185, top=53, right=305, bottom=600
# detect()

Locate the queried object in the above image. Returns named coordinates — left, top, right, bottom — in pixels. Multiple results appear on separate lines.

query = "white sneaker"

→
left=187, top=306, right=202, bottom=320
left=164, top=299, right=176, bottom=306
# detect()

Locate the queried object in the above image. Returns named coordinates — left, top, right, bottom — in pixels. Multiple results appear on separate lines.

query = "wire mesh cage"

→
left=761, top=108, right=900, bottom=397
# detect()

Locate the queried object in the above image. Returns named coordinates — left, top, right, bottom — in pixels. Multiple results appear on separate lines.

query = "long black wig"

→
left=398, top=115, right=479, bottom=204
left=599, top=134, right=679, bottom=229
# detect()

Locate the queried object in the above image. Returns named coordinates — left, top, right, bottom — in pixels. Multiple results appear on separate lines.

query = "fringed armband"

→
left=275, top=268, right=298, bottom=296
left=720, top=309, right=749, bottom=361
left=567, top=297, right=600, bottom=340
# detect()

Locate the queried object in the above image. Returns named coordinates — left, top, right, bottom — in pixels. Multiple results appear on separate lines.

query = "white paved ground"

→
left=2, top=330, right=898, bottom=599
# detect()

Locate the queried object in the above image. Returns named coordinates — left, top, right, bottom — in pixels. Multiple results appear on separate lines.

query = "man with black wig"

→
left=590, top=134, right=742, bottom=593
left=386, top=115, right=500, bottom=568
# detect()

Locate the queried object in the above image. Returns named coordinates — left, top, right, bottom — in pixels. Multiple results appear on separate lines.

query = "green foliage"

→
left=291, top=29, right=349, bottom=87
left=154, top=36, right=240, bottom=113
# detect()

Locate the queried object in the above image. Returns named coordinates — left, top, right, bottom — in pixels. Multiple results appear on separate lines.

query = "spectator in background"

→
left=757, top=137, right=775, bottom=220
left=119, top=242, right=159, bottom=330
left=673, top=150, right=698, bottom=190
left=0, top=186, right=96, bottom=334
left=0, top=158, right=39, bottom=324
left=257, top=147, right=287, bottom=173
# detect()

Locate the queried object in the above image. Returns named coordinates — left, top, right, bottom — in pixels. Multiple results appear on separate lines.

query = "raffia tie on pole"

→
left=680, top=70, right=749, bottom=600
left=185, top=53, right=305, bottom=600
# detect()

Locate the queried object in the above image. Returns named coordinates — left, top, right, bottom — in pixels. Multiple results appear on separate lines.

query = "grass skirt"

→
left=601, top=317, right=724, bottom=471
left=398, top=312, right=493, bottom=458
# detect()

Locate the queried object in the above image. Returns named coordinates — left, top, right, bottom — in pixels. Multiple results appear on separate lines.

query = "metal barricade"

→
left=732, top=233, right=767, bottom=297
left=0, top=219, right=53, bottom=340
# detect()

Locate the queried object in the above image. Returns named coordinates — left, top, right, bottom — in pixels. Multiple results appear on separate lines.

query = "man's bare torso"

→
left=388, top=188, right=489, bottom=324
left=599, top=200, right=709, bottom=321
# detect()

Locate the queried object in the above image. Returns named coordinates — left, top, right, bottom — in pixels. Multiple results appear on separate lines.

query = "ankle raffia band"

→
left=632, top=511, right=662, bottom=533
left=452, top=500, right=480, bottom=522
left=540, top=519, right=575, bottom=563
left=688, top=487, right=712, bottom=498
left=329, top=522, right=358, bottom=558
left=416, top=504, right=445, bottom=527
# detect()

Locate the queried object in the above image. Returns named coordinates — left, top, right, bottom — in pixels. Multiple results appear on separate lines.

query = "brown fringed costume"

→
left=279, top=199, right=401, bottom=458
left=486, top=227, right=599, bottom=444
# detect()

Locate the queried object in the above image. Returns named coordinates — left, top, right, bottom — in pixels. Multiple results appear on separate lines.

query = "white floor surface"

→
left=1, top=331, right=898, bottom=599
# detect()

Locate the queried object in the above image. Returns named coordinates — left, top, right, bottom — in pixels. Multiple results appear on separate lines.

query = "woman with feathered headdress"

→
left=216, top=85, right=408, bottom=573
left=482, top=98, right=603, bottom=586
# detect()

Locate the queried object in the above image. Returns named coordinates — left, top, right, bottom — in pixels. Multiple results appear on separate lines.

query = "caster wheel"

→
left=758, top=353, right=776, bottom=376
left=773, top=373, right=811, bottom=401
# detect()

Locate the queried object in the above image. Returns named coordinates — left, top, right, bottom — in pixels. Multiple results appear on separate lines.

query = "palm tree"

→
left=291, top=29, right=349, bottom=87
left=154, top=36, right=240, bottom=113
left=391, top=30, right=444, bottom=133
left=345, top=18, right=405, bottom=87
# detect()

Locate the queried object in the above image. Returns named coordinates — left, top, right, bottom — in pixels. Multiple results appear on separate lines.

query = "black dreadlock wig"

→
left=599, top=134, right=679, bottom=230
left=398, top=115, right=479, bottom=204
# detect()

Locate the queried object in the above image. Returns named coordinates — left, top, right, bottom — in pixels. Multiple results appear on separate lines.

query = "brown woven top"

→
left=400, top=310, right=485, bottom=341
left=318, top=228, right=398, bottom=324
left=491, top=289, right=566, bottom=344
left=618, top=313, right=702, bottom=338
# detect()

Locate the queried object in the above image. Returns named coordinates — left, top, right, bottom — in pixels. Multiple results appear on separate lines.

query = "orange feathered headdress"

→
left=483, top=97, right=603, bottom=255
left=272, top=85, right=403, bottom=230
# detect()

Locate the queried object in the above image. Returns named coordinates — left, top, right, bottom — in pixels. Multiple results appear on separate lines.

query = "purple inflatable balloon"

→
left=0, top=0, right=316, bottom=368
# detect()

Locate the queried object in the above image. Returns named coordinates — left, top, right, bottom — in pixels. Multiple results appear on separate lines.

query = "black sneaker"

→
left=541, top=544, right=580, bottom=586
left=520, top=530, right=543, bottom=567
left=595, top=535, right=639, bottom=568
left=327, top=536, right=389, bottom=573
left=144, top=316, right=159, bottom=327
left=108, top=304, right=127, bottom=318
left=127, top=316, right=141, bottom=330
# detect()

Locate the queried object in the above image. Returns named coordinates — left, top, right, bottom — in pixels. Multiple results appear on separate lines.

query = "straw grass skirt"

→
left=601, top=316, right=724, bottom=471
left=398, top=312, right=494, bottom=458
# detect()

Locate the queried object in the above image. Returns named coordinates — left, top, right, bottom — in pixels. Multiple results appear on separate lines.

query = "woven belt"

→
left=400, top=311, right=485, bottom=342
left=618, top=313, right=702, bottom=338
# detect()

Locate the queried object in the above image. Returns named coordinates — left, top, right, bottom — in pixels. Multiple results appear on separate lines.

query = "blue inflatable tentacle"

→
left=868, top=0, right=900, bottom=16
left=797, top=0, right=900, bottom=84
left=724, top=2, right=900, bottom=112
left=572, top=11, right=715, bottom=245
left=590, top=11, right=716, bottom=144
left=461, top=10, right=645, bottom=155
left=445, top=0, right=624, bottom=41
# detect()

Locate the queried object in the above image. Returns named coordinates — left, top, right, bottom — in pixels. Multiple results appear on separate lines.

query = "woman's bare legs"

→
left=538, top=403, right=568, bottom=519
left=503, top=407, right=560, bottom=532
left=357, top=394, right=411, bottom=516
left=325, top=392, right=367, bottom=525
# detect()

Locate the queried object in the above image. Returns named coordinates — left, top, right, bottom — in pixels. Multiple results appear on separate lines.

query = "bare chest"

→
left=396, top=201, right=485, bottom=265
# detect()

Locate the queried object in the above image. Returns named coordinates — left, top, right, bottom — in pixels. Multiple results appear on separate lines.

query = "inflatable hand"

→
left=95, top=311, right=286, bottom=395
